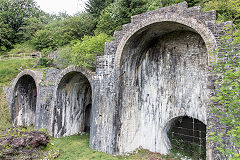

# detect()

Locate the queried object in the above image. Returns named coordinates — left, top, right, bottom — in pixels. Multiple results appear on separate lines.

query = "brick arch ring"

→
left=115, top=13, right=218, bottom=68
left=12, top=69, right=41, bottom=91
left=54, top=65, right=94, bottom=89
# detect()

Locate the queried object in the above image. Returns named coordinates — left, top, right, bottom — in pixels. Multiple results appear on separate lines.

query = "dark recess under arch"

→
left=12, top=75, right=37, bottom=126
left=52, top=71, right=92, bottom=137
left=168, top=116, right=206, bottom=159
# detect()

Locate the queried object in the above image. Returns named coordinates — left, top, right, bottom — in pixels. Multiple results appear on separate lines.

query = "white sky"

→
left=35, top=0, right=88, bottom=16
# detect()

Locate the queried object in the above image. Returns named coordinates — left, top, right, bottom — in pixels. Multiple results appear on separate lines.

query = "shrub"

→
left=39, top=57, right=52, bottom=67
left=54, top=45, right=73, bottom=68
left=72, top=33, right=113, bottom=70
left=32, top=29, right=57, bottom=51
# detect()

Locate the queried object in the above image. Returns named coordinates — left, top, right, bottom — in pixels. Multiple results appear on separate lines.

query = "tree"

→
left=0, top=13, right=13, bottom=53
left=17, top=17, right=44, bottom=41
left=95, top=2, right=123, bottom=35
left=61, top=13, right=96, bottom=39
left=85, top=0, right=114, bottom=18
left=31, top=12, right=96, bottom=51
left=95, top=0, right=162, bottom=35
left=32, top=29, right=57, bottom=51
left=202, top=0, right=240, bottom=25
left=0, top=0, right=43, bottom=47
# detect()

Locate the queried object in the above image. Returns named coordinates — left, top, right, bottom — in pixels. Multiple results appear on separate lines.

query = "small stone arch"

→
left=11, top=70, right=41, bottom=126
left=115, top=13, right=217, bottom=69
left=12, top=70, right=41, bottom=90
left=162, top=115, right=207, bottom=159
left=54, top=66, right=94, bottom=88
left=51, top=66, right=94, bottom=137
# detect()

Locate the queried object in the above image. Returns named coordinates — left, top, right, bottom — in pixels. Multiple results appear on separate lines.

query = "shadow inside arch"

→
left=52, top=71, right=92, bottom=138
left=11, top=75, right=37, bottom=126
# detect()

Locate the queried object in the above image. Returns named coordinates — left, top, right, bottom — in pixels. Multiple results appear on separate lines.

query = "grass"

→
left=7, top=41, right=36, bottom=55
left=0, top=88, right=11, bottom=130
left=0, top=59, right=36, bottom=87
left=52, top=134, right=178, bottom=160
left=52, top=134, right=126, bottom=160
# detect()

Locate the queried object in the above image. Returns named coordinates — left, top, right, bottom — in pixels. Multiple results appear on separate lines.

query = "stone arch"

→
left=52, top=66, right=94, bottom=137
left=11, top=70, right=40, bottom=126
left=116, top=13, right=213, bottom=154
left=115, top=13, right=217, bottom=68
left=163, top=115, right=206, bottom=159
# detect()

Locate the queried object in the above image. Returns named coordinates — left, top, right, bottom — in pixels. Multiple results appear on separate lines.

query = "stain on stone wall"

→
left=52, top=72, right=92, bottom=137
left=12, top=75, right=37, bottom=126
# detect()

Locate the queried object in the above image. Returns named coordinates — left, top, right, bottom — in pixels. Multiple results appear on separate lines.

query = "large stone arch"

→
left=11, top=70, right=41, bottom=126
left=115, top=13, right=217, bottom=69
left=115, top=13, right=216, bottom=155
left=51, top=66, right=94, bottom=137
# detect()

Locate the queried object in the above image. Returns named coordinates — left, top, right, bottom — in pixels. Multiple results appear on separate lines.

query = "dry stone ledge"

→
left=5, top=2, right=237, bottom=159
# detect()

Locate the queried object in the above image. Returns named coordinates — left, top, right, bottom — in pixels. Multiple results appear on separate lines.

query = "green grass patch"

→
left=0, top=88, right=11, bottom=130
left=52, top=134, right=126, bottom=160
left=52, top=134, right=178, bottom=160
left=0, top=59, right=36, bottom=87
left=7, top=42, right=36, bottom=55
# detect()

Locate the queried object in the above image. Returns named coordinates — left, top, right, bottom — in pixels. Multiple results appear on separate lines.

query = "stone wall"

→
left=5, top=2, right=235, bottom=160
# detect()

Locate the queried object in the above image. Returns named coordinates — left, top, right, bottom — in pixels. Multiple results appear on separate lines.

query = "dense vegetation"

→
left=2, top=0, right=238, bottom=69
left=0, top=0, right=239, bottom=159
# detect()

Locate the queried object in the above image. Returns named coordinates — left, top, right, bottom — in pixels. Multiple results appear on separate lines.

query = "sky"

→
left=35, top=0, right=88, bottom=16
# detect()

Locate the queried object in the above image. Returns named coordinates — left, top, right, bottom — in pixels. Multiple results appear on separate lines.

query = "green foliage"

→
left=0, top=12, right=14, bottom=52
left=61, top=13, right=96, bottom=39
left=169, top=137, right=206, bottom=160
left=72, top=33, right=113, bottom=70
left=18, top=17, right=44, bottom=41
left=7, top=41, right=36, bottom=55
left=202, top=0, right=240, bottom=25
left=210, top=23, right=240, bottom=158
left=0, top=0, right=42, bottom=44
left=32, top=29, right=57, bottom=51
left=0, top=88, right=11, bottom=130
left=95, top=0, right=162, bottom=35
left=95, top=2, right=123, bottom=35
left=0, top=59, right=35, bottom=87
left=85, top=0, right=114, bottom=18
left=39, top=57, right=52, bottom=67
left=32, top=12, right=96, bottom=51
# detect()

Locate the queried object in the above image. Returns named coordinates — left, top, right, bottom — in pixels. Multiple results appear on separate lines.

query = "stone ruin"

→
left=5, top=2, right=235, bottom=159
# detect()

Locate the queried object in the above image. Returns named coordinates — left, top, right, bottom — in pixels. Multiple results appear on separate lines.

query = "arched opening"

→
left=167, top=116, right=206, bottom=159
left=12, top=75, right=37, bottom=126
left=117, top=22, right=209, bottom=154
left=84, top=104, right=92, bottom=133
left=53, top=71, right=92, bottom=137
